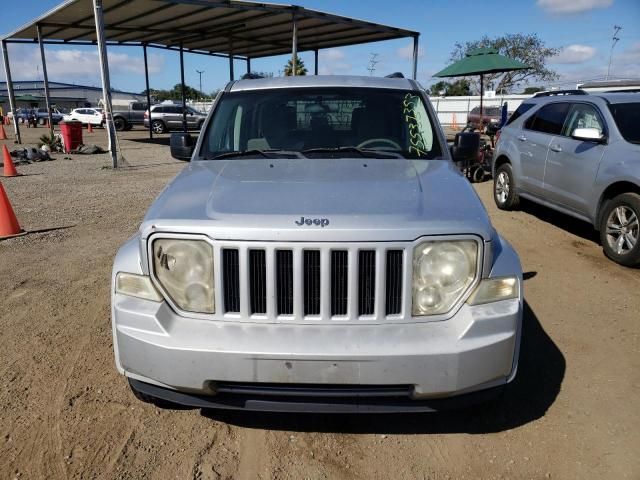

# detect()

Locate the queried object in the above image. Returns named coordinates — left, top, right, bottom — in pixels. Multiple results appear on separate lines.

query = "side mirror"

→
left=170, top=132, right=194, bottom=161
left=571, top=127, right=605, bottom=143
left=451, top=132, right=480, bottom=166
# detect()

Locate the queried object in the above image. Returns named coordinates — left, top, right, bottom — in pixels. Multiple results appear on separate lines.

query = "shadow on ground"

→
left=126, top=137, right=171, bottom=146
left=202, top=300, right=565, bottom=434
left=518, top=198, right=599, bottom=244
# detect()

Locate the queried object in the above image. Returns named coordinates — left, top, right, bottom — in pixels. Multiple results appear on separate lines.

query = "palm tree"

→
left=284, top=55, right=308, bottom=76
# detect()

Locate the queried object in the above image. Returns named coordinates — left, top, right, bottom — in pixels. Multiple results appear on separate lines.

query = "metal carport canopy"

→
left=2, top=0, right=418, bottom=59
left=1, top=0, right=419, bottom=168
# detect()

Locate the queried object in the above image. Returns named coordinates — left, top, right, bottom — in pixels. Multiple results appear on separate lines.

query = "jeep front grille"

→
left=219, top=243, right=406, bottom=322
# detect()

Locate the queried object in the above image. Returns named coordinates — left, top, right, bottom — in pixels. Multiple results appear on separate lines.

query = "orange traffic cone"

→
left=0, top=179, right=21, bottom=237
left=0, top=124, right=6, bottom=140
left=2, top=145, right=19, bottom=177
left=452, top=113, right=458, bottom=130
left=87, top=122, right=93, bottom=133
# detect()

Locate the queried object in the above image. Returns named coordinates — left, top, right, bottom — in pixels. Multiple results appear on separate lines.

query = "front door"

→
left=543, top=102, right=606, bottom=217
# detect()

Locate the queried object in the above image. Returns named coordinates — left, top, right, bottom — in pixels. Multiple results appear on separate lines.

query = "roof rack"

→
left=532, top=89, right=587, bottom=98
left=385, top=72, right=405, bottom=78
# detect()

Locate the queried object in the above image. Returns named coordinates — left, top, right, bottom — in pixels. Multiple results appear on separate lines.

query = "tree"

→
left=448, top=33, right=559, bottom=94
left=429, top=79, right=472, bottom=96
left=142, top=84, right=210, bottom=102
left=284, top=55, right=308, bottom=76
left=521, top=86, right=545, bottom=95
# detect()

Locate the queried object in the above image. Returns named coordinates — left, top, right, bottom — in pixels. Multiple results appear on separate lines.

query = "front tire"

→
left=113, top=117, right=127, bottom=131
left=494, top=163, right=520, bottom=210
left=151, top=120, right=166, bottom=134
left=599, top=193, right=640, bottom=267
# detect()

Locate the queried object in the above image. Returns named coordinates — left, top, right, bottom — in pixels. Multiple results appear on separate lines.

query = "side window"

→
left=526, top=102, right=570, bottom=135
left=506, top=103, right=535, bottom=126
left=562, top=103, right=604, bottom=136
left=153, top=107, right=164, bottom=113
left=131, top=103, right=145, bottom=111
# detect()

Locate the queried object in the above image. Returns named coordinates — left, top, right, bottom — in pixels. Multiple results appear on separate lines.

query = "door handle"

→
left=518, top=135, right=527, bottom=142
left=549, top=144, right=562, bottom=153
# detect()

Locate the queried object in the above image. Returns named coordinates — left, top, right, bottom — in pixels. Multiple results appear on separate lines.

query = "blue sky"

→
left=2, top=0, right=639, bottom=94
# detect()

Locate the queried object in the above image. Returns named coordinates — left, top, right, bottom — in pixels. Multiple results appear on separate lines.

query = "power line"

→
left=367, top=53, right=379, bottom=76
left=606, top=25, right=622, bottom=80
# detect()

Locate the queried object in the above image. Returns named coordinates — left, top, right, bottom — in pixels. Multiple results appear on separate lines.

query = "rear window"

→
left=506, top=103, right=535, bottom=126
left=608, top=103, right=640, bottom=144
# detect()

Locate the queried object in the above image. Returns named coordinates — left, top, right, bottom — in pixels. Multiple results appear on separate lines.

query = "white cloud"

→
left=549, top=44, right=597, bottom=64
left=320, top=49, right=345, bottom=61
left=318, top=48, right=351, bottom=75
left=617, top=41, right=640, bottom=63
left=537, top=0, right=613, bottom=14
left=397, top=42, right=425, bottom=60
left=0, top=45, right=163, bottom=85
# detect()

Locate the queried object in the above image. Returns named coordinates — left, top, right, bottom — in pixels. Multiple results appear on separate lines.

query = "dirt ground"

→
left=1, top=126, right=638, bottom=480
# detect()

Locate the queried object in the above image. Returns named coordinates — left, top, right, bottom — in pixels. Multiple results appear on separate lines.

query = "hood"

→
left=141, top=158, right=494, bottom=242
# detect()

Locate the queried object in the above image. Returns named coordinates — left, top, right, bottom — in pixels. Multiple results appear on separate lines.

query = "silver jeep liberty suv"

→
left=111, top=75, right=523, bottom=412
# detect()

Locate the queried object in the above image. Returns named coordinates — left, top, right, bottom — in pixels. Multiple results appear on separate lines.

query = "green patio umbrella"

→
left=433, top=47, right=529, bottom=128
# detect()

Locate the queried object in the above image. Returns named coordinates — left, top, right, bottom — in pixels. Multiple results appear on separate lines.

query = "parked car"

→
left=63, top=107, right=105, bottom=126
left=467, top=106, right=502, bottom=130
left=33, top=107, right=64, bottom=125
left=112, top=75, right=523, bottom=412
left=112, top=100, right=148, bottom=131
left=143, top=104, right=207, bottom=134
left=493, top=92, right=640, bottom=266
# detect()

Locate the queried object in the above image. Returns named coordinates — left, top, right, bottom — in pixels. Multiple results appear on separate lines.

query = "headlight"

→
left=412, top=240, right=478, bottom=316
left=468, top=276, right=519, bottom=305
left=152, top=238, right=214, bottom=313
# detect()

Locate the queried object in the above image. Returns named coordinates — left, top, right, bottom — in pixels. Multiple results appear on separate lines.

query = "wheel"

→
left=113, top=117, right=126, bottom=131
left=151, top=120, right=166, bottom=134
left=599, top=193, right=640, bottom=267
left=493, top=163, right=520, bottom=210
left=471, top=166, right=486, bottom=183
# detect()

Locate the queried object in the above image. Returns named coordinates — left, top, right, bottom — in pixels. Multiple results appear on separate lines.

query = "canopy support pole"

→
left=291, top=13, right=298, bottom=76
left=180, top=43, right=187, bottom=133
left=228, top=38, right=234, bottom=81
left=36, top=24, right=54, bottom=137
left=93, top=0, right=118, bottom=168
left=314, top=49, right=318, bottom=75
left=1, top=40, right=21, bottom=144
left=479, top=74, right=484, bottom=130
left=412, top=35, right=419, bottom=80
left=143, top=44, right=153, bottom=139
left=246, top=57, right=251, bottom=75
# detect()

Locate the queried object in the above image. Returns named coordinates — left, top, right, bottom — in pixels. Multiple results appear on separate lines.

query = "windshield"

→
left=608, top=102, right=640, bottom=144
left=200, top=87, right=443, bottom=159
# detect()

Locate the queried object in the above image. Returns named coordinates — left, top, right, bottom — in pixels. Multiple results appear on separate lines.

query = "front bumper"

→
left=112, top=235, right=522, bottom=410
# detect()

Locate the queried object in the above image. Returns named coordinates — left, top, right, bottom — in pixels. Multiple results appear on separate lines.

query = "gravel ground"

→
left=1, top=126, right=638, bottom=480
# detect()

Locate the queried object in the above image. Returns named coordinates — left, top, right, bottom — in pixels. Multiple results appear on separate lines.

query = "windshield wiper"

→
left=300, top=146, right=403, bottom=159
left=209, top=149, right=303, bottom=160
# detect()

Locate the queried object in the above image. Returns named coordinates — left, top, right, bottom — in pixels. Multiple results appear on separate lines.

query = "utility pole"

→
left=196, top=69, right=204, bottom=98
left=367, top=53, right=379, bottom=76
left=606, top=25, right=622, bottom=80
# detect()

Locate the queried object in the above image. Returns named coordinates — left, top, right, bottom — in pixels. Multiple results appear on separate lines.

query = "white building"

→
left=0, top=80, right=145, bottom=113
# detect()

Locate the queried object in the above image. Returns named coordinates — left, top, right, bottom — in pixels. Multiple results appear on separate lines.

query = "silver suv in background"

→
left=493, top=92, right=640, bottom=266
left=144, top=104, right=207, bottom=134
left=111, top=75, right=523, bottom=412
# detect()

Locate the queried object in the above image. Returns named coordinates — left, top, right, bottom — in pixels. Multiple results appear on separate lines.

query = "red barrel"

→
left=59, top=121, right=83, bottom=153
